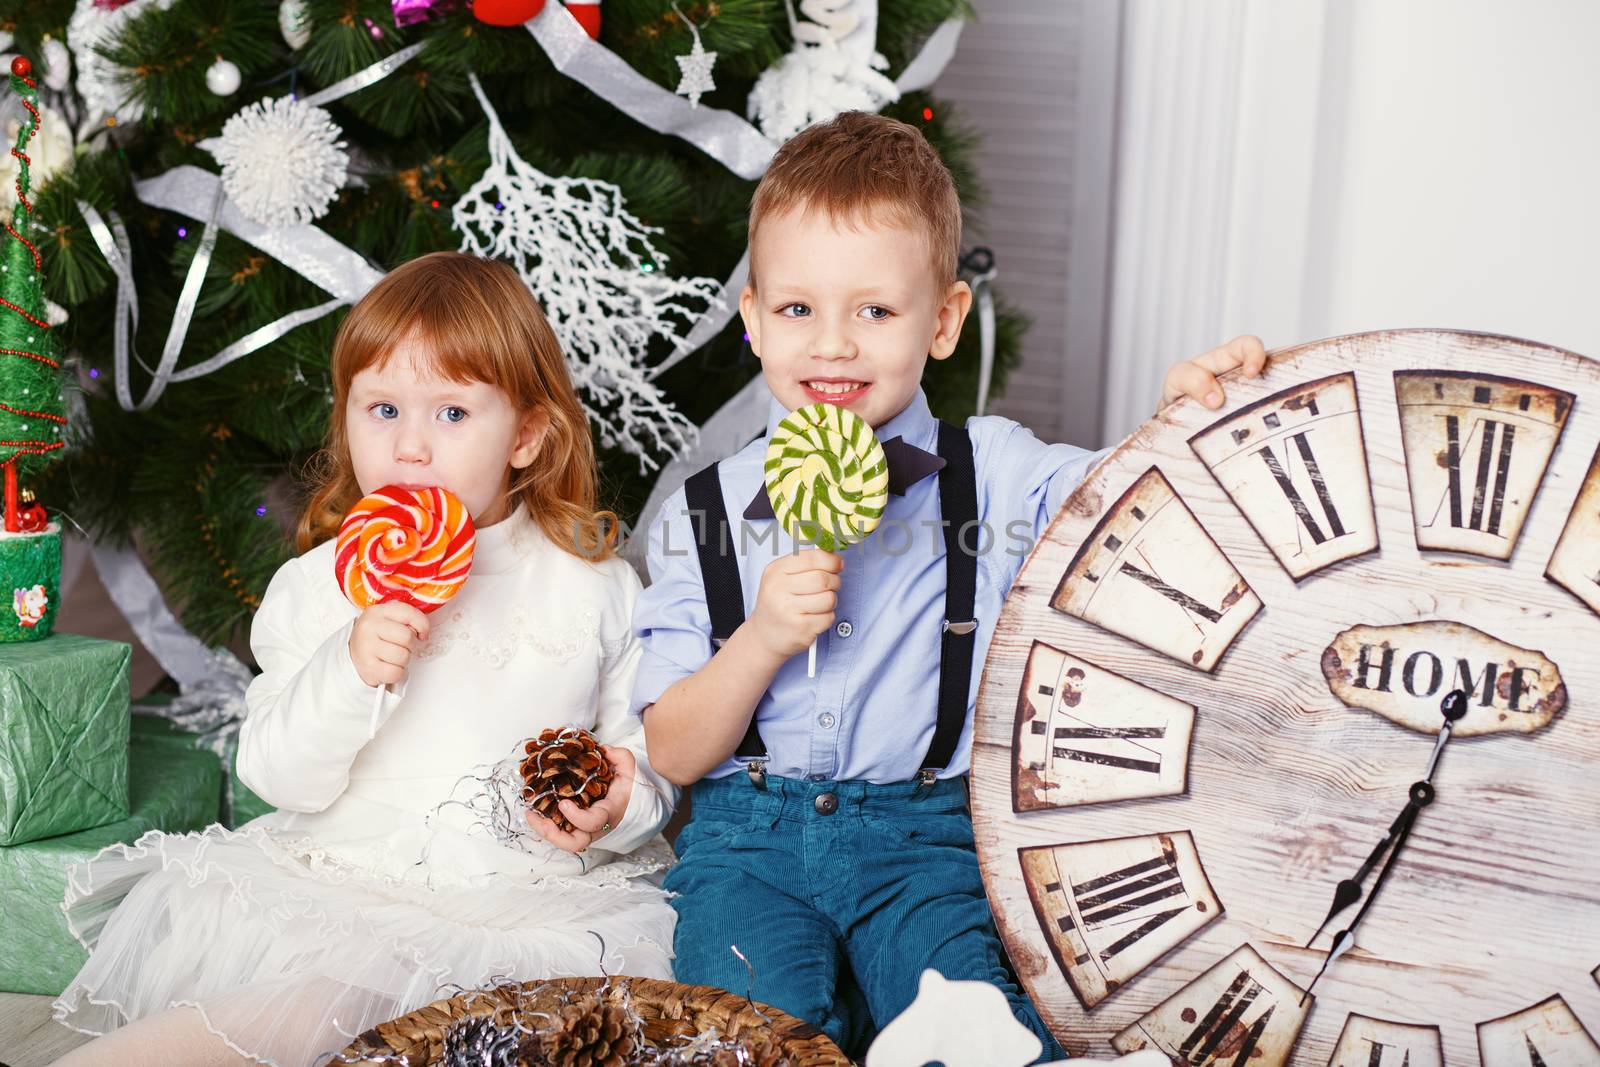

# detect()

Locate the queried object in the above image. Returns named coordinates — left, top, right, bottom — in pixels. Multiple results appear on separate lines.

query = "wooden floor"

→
left=0, top=993, right=91, bottom=1066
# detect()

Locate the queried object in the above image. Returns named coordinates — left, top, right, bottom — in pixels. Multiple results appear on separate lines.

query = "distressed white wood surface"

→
left=972, top=330, right=1600, bottom=1065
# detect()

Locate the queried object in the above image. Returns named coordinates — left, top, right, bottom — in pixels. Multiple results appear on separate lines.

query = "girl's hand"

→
left=1160, top=334, right=1269, bottom=411
left=348, top=601, right=430, bottom=688
left=525, top=745, right=637, bottom=853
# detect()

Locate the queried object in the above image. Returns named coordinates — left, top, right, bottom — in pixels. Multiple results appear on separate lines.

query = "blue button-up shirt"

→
left=630, top=389, right=1107, bottom=783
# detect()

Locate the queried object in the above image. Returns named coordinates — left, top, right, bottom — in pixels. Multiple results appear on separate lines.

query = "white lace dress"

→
left=52, top=508, right=678, bottom=1066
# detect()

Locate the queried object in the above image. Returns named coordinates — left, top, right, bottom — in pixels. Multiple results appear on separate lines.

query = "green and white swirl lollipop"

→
left=765, top=402, right=889, bottom=676
left=765, top=402, right=890, bottom=552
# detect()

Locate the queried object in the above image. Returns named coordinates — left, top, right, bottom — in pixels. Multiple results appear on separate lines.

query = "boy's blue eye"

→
left=371, top=402, right=398, bottom=420
left=439, top=406, right=468, bottom=424
left=779, top=303, right=811, bottom=318
left=862, top=305, right=892, bottom=321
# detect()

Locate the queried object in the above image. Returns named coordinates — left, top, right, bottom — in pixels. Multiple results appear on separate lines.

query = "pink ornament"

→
left=392, top=0, right=463, bottom=26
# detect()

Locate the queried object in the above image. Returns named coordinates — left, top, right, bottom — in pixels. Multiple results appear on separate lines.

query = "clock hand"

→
left=1301, top=689, right=1468, bottom=948
left=1302, top=805, right=1409, bottom=948
left=1302, top=785, right=1428, bottom=1004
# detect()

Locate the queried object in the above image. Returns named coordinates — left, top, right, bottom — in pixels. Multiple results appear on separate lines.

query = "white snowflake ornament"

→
left=206, top=95, right=349, bottom=229
left=674, top=25, right=717, bottom=108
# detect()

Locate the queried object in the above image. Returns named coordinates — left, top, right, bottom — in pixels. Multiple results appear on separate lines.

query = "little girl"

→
left=52, top=253, right=678, bottom=1066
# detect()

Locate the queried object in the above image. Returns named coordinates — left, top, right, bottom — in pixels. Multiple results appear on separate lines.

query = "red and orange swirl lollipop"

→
left=335, top=485, right=475, bottom=732
left=334, top=485, right=475, bottom=614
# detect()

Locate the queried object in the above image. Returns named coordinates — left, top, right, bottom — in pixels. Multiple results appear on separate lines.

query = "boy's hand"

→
left=746, top=549, right=842, bottom=664
left=1160, top=335, right=1269, bottom=411
left=525, top=746, right=637, bottom=853
left=348, top=601, right=430, bottom=688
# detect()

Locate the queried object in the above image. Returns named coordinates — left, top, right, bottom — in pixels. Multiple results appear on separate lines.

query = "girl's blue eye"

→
left=862, top=305, right=892, bottom=321
left=780, top=303, right=811, bottom=318
left=439, top=406, right=468, bottom=424
left=371, top=402, right=398, bottom=420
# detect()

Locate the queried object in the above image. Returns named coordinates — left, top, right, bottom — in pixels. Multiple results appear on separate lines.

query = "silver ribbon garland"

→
left=969, top=257, right=999, bottom=417
left=302, top=41, right=425, bottom=108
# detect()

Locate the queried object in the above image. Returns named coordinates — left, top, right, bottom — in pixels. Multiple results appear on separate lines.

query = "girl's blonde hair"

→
left=297, top=252, right=614, bottom=561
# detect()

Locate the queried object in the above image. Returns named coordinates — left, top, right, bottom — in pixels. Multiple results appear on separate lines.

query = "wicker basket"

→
left=335, top=975, right=853, bottom=1065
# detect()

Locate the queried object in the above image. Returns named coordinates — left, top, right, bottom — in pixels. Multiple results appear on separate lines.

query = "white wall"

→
left=937, top=0, right=1119, bottom=448
left=1303, top=0, right=1600, bottom=351
left=1102, top=0, right=1600, bottom=443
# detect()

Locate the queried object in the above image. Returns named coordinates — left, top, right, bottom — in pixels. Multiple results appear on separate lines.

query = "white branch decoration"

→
left=453, top=76, right=720, bottom=471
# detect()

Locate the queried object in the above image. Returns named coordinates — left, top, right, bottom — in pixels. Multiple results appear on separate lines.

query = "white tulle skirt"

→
left=51, top=824, right=676, bottom=1066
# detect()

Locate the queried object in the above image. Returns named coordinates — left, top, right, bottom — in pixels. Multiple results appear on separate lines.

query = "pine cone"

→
left=520, top=727, right=615, bottom=833
left=537, top=993, right=641, bottom=1066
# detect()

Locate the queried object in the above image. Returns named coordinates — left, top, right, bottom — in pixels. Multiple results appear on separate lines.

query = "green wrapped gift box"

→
left=0, top=733, right=221, bottom=995
left=0, top=634, right=131, bottom=846
left=130, top=705, right=274, bottom=829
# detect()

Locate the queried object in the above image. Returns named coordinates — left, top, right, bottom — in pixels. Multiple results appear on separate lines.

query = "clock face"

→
left=972, top=331, right=1600, bottom=1065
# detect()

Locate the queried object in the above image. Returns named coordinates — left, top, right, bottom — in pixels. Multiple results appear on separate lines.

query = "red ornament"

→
left=472, top=0, right=544, bottom=25
left=17, top=503, right=48, bottom=533
left=566, top=0, right=600, bottom=39
left=10, top=57, right=32, bottom=80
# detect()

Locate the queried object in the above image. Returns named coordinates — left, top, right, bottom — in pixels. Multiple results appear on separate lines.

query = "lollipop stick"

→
left=368, top=683, right=387, bottom=737
left=807, top=639, right=818, bottom=678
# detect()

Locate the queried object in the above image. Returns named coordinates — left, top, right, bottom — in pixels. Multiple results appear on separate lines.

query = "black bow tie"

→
left=743, top=436, right=947, bottom=521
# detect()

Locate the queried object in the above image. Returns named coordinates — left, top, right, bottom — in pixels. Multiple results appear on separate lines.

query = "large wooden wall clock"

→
left=971, top=330, right=1600, bottom=1066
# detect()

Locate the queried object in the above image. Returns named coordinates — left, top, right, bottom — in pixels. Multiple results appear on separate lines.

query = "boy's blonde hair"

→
left=749, top=111, right=961, bottom=289
left=297, top=252, right=615, bottom=561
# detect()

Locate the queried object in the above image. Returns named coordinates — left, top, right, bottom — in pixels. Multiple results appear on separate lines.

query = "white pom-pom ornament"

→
left=207, top=96, right=349, bottom=229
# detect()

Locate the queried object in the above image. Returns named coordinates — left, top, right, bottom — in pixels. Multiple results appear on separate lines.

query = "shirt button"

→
left=814, top=792, right=838, bottom=815
left=835, top=620, right=854, bottom=638
left=818, top=712, right=836, bottom=729
left=808, top=773, right=827, bottom=782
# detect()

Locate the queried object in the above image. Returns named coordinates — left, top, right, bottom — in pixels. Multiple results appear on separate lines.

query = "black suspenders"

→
left=682, top=420, right=980, bottom=789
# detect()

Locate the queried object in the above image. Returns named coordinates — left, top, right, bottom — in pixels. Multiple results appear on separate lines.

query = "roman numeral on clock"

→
left=1190, top=373, right=1378, bottom=581
left=1444, top=414, right=1516, bottom=534
left=1116, top=562, right=1224, bottom=624
left=1256, top=432, right=1346, bottom=544
left=1012, top=642, right=1195, bottom=811
left=1329, top=1014, right=1443, bottom=1067
left=1052, top=467, right=1262, bottom=670
left=1019, top=833, right=1221, bottom=1009
left=1477, top=995, right=1600, bottom=1066
left=1052, top=726, right=1165, bottom=774
left=1395, top=371, right=1573, bottom=560
left=1112, top=944, right=1309, bottom=1067
left=1178, top=970, right=1273, bottom=1065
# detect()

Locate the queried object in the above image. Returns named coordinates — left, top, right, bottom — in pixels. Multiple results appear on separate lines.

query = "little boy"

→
left=631, top=111, right=1266, bottom=1058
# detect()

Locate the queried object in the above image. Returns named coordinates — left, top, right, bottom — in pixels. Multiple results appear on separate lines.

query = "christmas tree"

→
left=2, top=0, right=1024, bottom=646
left=1, top=56, right=66, bottom=534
